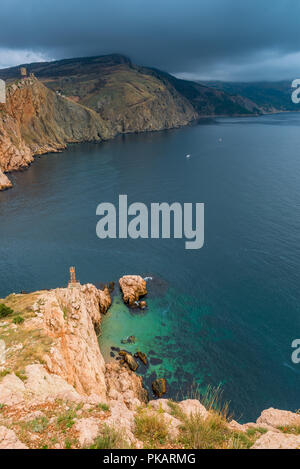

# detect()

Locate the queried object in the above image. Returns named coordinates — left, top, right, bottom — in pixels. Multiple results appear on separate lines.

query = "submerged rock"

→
left=111, top=346, right=120, bottom=352
left=150, top=357, right=163, bottom=366
left=152, top=378, right=167, bottom=398
left=121, top=335, right=136, bottom=344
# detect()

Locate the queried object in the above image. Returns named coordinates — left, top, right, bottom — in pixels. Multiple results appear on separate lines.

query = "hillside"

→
left=0, top=54, right=262, bottom=130
left=203, top=80, right=298, bottom=113
left=0, top=55, right=198, bottom=135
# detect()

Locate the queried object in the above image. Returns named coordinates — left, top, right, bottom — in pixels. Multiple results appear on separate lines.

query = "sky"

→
left=1, top=0, right=300, bottom=81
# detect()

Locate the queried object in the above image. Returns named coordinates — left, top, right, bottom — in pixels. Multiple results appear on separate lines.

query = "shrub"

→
left=179, top=412, right=230, bottom=449
left=30, top=417, right=49, bottom=433
left=278, top=425, right=300, bottom=435
left=90, top=425, right=127, bottom=449
left=0, top=304, right=13, bottom=318
left=57, top=409, right=76, bottom=430
left=13, top=315, right=24, bottom=325
left=97, top=403, right=110, bottom=412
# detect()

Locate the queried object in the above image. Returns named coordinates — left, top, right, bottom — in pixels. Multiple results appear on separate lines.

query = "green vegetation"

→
left=15, top=370, right=27, bottom=382
left=13, top=315, right=24, bottom=325
left=278, top=425, right=300, bottom=435
left=0, top=304, right=13, bottom=318
left=30, top=417, right=49, bottom=434
left=97, top=403, right=110, bottom=412
left=65, top=438, right=78, bottom=449
left=167, top=400, right=185, bottom=420
left=179, top=412, right=229, bottom=449
left=57, top=409, right=77, bottom=431
left=90, top=425, right=128, bottom=449
left=0, top=369, right=10, bottom=378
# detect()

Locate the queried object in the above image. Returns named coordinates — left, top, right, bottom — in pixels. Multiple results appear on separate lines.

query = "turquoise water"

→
left=1, top=113, right=300, bottom=421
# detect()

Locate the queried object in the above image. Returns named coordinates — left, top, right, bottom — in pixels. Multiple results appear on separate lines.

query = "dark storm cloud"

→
left=1, top=0, right=300, bottom=80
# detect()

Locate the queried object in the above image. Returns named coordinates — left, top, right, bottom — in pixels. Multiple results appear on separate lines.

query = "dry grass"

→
left=89, top=425, right=128, bottom=449
left=0, top=291, right=53, bottom=376
left=134, top=410, right=169, bottom=448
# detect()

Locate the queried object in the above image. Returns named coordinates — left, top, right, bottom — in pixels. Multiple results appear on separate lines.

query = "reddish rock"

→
left=119, top=275, right=147, bottom=306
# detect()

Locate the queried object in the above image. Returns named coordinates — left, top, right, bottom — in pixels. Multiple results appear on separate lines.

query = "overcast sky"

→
left=1, top=0, right=300, bottom=81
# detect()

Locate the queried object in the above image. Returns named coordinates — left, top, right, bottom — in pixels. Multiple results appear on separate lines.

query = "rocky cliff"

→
left=0, top=76, right=113, bottom=187
left=0, top=280, right=300, bottom=449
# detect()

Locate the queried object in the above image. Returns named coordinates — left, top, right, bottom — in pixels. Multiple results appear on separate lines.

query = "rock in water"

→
left=119, top=351, right=139, bottom=372
left=135, top=351, right=147, bottom=366
left=121, top=335, right=136, bottom=344
left=0, top=170, right=12, bottom=191
left=152, top=378, right=167, bottom=398
left=119, top=275, right=147, bottom=306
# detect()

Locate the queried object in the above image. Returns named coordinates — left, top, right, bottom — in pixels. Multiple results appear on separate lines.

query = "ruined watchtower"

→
left=68, top=266, right=80, bottom=287
left=20, top=67, right=27, bottom=79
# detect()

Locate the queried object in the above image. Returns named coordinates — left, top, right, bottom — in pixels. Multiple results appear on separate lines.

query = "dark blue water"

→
left=1, top=113, right=300, bottom=422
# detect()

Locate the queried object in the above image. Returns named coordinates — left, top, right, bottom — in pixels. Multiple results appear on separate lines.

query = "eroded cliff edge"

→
left=0, top=76, right=114, bottom=188
left=1, top=280, right=300, bottom=449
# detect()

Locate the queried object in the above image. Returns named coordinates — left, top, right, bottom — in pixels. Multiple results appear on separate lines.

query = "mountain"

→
left=0, top=54, right=268, bottom=190
left=202, top=80, right=298, bottom=113
left=139, top=66, right=262, bottom=116
left=0, top=54, right=262, bottom=132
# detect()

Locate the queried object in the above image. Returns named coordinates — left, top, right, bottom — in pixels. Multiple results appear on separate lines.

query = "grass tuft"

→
left=134, top=410, right=169, bottom=448
left=90, top=425, right=127, bottom=449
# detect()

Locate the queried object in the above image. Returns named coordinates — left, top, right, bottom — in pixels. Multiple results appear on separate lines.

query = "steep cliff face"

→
left=0, top=76, right=113, bottom=186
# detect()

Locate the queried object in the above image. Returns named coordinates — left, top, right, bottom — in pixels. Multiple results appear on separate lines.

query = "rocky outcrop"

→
left=0, top=426, right=28, bottom=449
left=252, top=431, right=300, bottom=450
left=179, top=399, right=208, bottom=419
left=256, top=408, right=300, bottom=428
left=28, top=283, right=111, bottom=398
left=119, top=275, right=147, bottom=306
left=0, top=170, right=12, bottom=190
left=105, top=361, right=147, bottom=409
